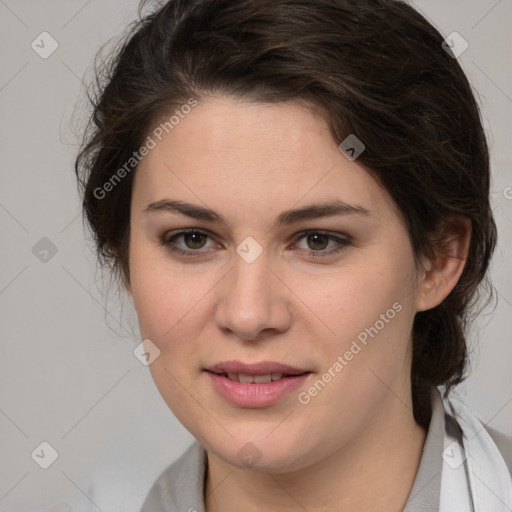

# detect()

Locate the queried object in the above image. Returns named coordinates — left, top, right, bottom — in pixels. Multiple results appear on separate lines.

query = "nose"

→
left=214, top=253, right=292, bottom=341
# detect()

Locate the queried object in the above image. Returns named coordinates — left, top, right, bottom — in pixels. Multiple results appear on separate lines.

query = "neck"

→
left=204, top=390, right=428, bottom=512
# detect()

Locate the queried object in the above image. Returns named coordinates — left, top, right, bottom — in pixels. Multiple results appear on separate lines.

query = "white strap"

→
left=440, top=395, right=512, bottom=512
left=439, top=413, right=473, bottom=511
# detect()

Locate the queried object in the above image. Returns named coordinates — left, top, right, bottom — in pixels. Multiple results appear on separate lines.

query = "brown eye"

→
left=306, top=233, right=329, bottom=251
left=293, top=231, right=351, bottom=258
left=183, top=231, right=208, bottom=249
left=162, top=229, right=217, bottom=256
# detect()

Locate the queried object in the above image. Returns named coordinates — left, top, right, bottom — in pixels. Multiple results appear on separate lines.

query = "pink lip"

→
left=206, top=360, right=308, bottom=376
left=205, top=360, right=311, bottom=408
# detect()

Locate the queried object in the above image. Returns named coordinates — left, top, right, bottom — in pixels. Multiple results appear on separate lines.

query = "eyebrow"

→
left=143, top=199, right=370, bottom=227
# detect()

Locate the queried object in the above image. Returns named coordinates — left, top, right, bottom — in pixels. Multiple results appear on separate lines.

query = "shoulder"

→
left=484, top=424, right=512, bottom=475
left=139, top=441, right=207, bottom=512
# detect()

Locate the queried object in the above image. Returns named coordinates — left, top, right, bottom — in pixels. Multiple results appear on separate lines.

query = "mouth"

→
left=205, top=366, right=312, bottom=407
left=205, top=360, right=311, bottom=382
left=204, top=360, right=312, bottom=407
left=206, top=371, right=310, bottom=384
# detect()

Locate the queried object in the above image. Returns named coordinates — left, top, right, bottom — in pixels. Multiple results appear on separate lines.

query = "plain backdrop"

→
left=0, top=1, right=511, bottom=510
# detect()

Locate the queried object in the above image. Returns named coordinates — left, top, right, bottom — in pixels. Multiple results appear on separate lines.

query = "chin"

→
left=206, top=431, right=318, bottom=473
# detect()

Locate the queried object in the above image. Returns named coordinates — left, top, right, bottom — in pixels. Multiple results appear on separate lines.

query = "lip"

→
left=204, top=360, right=311, bottom=408
left=206, top=360, right=308, bottom=376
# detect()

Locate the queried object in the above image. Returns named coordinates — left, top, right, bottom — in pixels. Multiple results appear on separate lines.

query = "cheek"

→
left=303, top=262, right=413, bottom=344
left=129, top=242, right=176, bottom=335
left=129, top=243, right=220, bottom=369
left=129, top=255, right=214, bottom=422
left=298, top=254, right=417, bottom=401
left=131, top=267, right=206, bottom=343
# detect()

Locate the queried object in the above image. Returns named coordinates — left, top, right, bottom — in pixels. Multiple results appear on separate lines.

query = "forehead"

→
left=132, top=96, right=394, bottom=221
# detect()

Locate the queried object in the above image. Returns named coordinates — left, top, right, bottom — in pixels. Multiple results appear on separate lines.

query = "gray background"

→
left=0, top=1, right=510, bottom=510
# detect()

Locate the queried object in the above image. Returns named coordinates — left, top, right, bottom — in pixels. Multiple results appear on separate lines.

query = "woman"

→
left=75, top=0, right=512, bottom=510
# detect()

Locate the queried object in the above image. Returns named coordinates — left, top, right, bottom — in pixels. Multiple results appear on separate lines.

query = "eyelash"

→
left=160, top=229, right=351, bottom=259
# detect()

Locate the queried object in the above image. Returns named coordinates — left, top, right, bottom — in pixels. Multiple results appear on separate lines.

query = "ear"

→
left=415, top=216, right=471, bottom=312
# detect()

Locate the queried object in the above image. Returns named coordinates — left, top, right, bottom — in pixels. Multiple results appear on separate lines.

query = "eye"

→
left=161, top=229, right=218, bottom=256
left=292, top=231, right=350, bottom=257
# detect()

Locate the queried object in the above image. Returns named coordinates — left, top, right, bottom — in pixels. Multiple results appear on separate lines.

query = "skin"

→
left=127, top=96, right=470, bottom=512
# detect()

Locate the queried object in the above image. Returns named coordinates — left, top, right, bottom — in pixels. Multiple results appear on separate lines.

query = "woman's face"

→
left=128, top=96, right=425, bottom=472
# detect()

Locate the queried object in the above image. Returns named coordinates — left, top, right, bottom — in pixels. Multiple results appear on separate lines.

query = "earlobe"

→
left=415, top=216, right=472, bottom=312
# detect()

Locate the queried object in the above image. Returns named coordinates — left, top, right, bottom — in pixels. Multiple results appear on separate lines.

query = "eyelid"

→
left=291, top=229, right=350, bottom=244
left=162, top=228, right=217, bottom=244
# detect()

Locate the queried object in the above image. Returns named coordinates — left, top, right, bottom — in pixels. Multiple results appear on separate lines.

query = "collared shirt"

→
left=140, top=388, right=453, bottom=512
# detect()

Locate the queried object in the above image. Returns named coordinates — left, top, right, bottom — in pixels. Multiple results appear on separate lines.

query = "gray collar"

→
left=403, top=386, right=445, bottom=512
left=140, top=440, right=208, bottom=512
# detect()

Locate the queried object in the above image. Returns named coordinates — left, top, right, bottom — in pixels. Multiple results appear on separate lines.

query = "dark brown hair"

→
left=75, top=0, right=497, bottom=427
